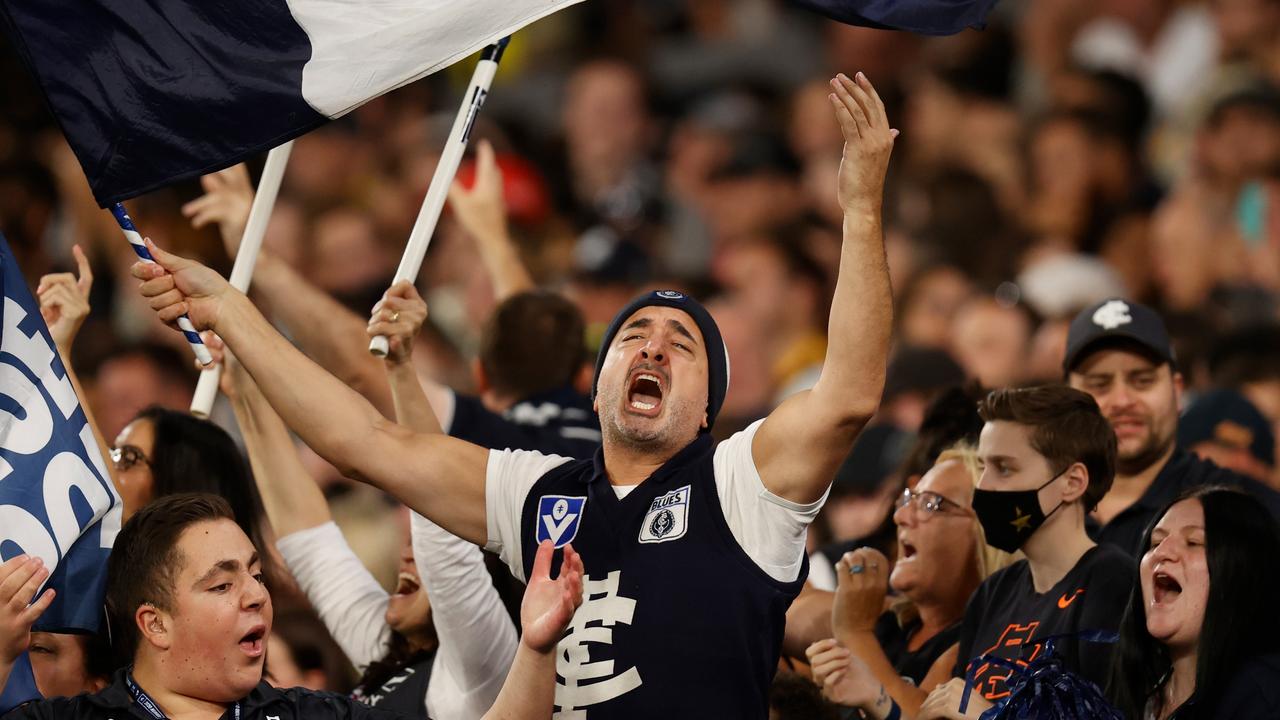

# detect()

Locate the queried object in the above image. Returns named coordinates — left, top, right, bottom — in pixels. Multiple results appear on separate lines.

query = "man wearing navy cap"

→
left=129, top=72, right=896, bottom=718
left=1064, top=298, right=1280, bottom=555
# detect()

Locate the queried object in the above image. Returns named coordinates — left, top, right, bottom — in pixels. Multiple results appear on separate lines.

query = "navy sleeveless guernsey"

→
left=514, top=433, right=807, bottom=719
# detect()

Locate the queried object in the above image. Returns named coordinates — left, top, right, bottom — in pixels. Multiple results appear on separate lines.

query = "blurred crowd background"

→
left=3, top=0, right=1280, bottom=615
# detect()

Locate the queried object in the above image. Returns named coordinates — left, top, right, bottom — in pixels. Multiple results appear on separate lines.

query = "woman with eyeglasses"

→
left=39, top=256, right=275, bottom=588
left=805, top=445, right=1015, bottom=717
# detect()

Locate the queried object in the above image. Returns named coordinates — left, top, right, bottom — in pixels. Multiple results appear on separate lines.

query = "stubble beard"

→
left=598, top=380, right=695, bottom=457
left=1115, top=425, right=1176, bottom=477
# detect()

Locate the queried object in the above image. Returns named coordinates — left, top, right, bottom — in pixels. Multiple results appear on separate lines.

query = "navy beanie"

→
left=592, top=290, right=730, bottom=432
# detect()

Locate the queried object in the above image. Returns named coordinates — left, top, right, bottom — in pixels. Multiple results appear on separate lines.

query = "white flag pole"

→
left=189, top=140, right=295, bottom=418
left=369, top=37, right=510, bottom=357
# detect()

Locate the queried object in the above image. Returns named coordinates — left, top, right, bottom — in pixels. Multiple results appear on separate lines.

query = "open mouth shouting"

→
left=392, top=571, right=421, bottom=599
left=626, top=368, right=666, bottom=417
left=239, top=624, right=267, bottom=658
left=898, top=535, right=918, bottom=562
left=1151, top=568, right=1182, bottom=607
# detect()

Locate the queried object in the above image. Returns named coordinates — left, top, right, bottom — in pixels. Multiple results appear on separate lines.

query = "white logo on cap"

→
left=1092, top=300, right=1132, bottom=330
left=656, top=290, right=684, bottom=300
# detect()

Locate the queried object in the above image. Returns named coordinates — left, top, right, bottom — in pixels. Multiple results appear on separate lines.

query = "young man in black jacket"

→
left=0, top=493, right=582, bottom=720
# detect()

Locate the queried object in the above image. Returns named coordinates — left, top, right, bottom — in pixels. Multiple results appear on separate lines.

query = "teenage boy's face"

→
left=977, top=420, right=1063, bottom=515
left=154, top=519, right=272, bottom=702
left=1068, top=348, right=1181, bottom=475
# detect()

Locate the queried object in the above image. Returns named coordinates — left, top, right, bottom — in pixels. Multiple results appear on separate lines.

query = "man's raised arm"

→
left=753, top=72, right=895, bottom=504
left=129, top=245, right=491, bottom=545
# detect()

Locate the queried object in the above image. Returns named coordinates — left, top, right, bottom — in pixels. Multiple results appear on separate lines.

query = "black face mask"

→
left=972, top=468, right=1068, bottom=553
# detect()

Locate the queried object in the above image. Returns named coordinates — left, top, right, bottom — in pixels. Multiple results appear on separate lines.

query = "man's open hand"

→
left=520, top=541, right=584, bottom=654
left=830, top=72, right=896, bottom=213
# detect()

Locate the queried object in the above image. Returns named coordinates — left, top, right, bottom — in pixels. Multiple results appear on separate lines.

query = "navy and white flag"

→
left=792, top=0, right=1000, bottom=35
left=0, top=232, right=122, bottom=710
left=0, top=0, right=585, bottom=206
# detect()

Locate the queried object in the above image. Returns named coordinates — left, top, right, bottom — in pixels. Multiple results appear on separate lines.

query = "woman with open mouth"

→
left=1107, top=485, right=1280, bottom=719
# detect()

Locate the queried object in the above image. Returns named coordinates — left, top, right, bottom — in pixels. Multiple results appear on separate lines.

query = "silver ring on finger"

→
left=848, top=563, right=865, bottom=575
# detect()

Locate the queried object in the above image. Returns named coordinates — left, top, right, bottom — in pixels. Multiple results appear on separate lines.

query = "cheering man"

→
left=127, top=72, right=894, bottom=718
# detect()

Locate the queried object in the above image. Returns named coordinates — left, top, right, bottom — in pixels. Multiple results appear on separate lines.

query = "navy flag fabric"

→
left=0, top=0, right=584, bottom=206
left=0, top=232, right=122, bottom=711
left=792, top=0, right=999, bottom=35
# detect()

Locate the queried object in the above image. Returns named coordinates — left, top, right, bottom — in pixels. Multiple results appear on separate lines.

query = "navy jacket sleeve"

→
left=449, top=393, right=531, bottom=451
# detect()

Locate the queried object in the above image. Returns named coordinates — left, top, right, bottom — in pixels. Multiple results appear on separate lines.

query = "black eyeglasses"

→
left=110, top=445, right=151, bottom=472
left=895, top=488, right=967, bottom=521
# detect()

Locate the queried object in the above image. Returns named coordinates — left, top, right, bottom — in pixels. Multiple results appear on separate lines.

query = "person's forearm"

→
left=481, top=640, right=555, bottom=720
left=252, top=254, right=395, bottom=417
left=386, top=361, right=444, bottom=435
left=212, top=290, right=490, bottom=545
left=58, top=345, right=118, bottom=490
left=411, top=513, right=517, bottom=706
left=474, top=230, right=535, bottom=301
left=860, top=684, right=902, bottom=720
left=842, top=629, right=928, bottom=715
left=812, top=205, right=892, bottom=425
left=228, top=376, right=332, bottom=536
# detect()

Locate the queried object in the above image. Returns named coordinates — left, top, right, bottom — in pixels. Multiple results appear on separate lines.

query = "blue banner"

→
left=792, top=0, right=999, bottom=35
left=0, top=232, right=121, bottom=709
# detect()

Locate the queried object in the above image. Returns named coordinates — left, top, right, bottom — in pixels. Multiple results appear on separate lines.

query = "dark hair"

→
left=106, top=493, right=235, bottom=657
left=133, top=407, right=271, bottom=573
left=899, top=384, right=987, bottom=481
left=479, top=291, right=586, bottom=400
left=978, top=386, right=1117, bottom=511
left=768, top=671, right=841, bottom=720
left=355, top=631, right=436, bottom=697
left=1107, top=486, right=1280, bottom=718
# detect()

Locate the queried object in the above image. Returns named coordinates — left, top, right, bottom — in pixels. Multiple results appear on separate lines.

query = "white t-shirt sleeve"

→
left=714, top=419, right=829, bottom=583
left=484, top=448, right=574, bottom=582
left=412, top=513, right=516, bottom=720
left=275, top=522, right=391, bottom=671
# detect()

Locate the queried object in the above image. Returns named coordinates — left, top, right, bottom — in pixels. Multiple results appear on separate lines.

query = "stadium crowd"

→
left=4, top=0, right=1280, bottom=718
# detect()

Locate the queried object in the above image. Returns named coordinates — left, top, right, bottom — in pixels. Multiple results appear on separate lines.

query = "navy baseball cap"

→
left=1179, top=389, right=1275, bottom=468
left=1063, top=298, right=1176, bottom=374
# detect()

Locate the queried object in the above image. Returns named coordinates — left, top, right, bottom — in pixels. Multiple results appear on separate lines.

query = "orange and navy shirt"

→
left=953, top=544, right=1135, bottom=701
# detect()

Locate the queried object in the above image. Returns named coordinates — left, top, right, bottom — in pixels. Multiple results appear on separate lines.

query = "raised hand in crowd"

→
left=519, top=541, right=584, bottom=654
left=0, top=556, right=55, bottom=691
left=181, top=162, right=253, bottom=254
left=832, top=547, right=891, bottom=637
left=447, top=139, right=534, bottom=299
left=131, top=238, right=232, bottom=333
left=805, top=639, right=894, bottom=719
left=36, top=245, right=91, bottom=354
left=831, top=72, right=897, bottom=213
left=366, top=281, right=444, bottom=435
left=367, top=281, right=429, bottom=368
left=36, top=246, right=118, bottom=486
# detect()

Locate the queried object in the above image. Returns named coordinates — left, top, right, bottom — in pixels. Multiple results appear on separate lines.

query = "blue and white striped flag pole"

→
left=110, top=203, right=214, bottom=366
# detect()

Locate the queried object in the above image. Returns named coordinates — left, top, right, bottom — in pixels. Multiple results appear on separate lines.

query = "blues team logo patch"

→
left=639, top=485, right=691, bottom=544
left=537, top=495, right=586, bottom=548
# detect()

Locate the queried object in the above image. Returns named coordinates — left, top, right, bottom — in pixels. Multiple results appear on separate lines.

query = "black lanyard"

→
left=125, top=673, right=241, bottom=720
